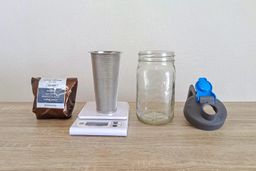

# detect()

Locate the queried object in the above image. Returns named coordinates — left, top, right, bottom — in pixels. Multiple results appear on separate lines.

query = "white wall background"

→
left=0, top=0, right=255, bottom=102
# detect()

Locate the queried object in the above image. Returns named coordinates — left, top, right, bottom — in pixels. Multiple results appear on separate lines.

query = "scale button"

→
left=113, top=121, right=118, bottom=124
left=79, top=122, right=84, bottom=125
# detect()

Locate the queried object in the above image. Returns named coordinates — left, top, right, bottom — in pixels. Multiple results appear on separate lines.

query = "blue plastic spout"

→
left=195, top=77, right=216, bottom=103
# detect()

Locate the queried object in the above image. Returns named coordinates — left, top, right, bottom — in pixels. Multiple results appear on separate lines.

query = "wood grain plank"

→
left=0, top=102, right=255, bottom=171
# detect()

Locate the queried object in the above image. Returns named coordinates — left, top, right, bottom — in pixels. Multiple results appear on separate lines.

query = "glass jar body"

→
left=136, top=51, right=175, bottom=125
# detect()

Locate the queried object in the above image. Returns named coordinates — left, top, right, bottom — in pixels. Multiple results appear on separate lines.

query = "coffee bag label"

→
left=37, top=78, right=66, bottom=109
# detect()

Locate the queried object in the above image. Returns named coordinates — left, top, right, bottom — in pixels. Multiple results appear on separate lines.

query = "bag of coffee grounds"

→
left=31, top=77, right=78, bottom=119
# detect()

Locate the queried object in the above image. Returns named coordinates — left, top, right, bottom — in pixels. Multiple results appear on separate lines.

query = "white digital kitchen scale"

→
left=69, top=101, right=129, bottom=136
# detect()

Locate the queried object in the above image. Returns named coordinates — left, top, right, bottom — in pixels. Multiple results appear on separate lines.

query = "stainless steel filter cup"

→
left=90, top=51, right=121, bottom=114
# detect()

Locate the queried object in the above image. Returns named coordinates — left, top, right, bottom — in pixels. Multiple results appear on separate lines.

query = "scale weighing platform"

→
left=69, top=102, right=129, bottom=136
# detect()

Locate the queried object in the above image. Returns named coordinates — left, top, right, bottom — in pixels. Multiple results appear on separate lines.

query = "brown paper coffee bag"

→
left=31, top=77, right=78, bottom=119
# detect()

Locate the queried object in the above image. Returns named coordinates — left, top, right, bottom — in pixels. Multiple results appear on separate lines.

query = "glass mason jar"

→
left=136, top=50, right=175, bottom=125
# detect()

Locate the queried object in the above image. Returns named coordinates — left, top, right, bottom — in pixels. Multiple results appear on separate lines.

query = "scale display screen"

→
left=85, top=122, right=109, bottom=126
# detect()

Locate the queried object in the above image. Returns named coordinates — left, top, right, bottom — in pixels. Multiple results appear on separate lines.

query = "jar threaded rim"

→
left=139, top=50, right=175, bottom=62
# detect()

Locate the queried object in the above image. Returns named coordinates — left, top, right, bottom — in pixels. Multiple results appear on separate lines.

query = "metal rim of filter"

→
left=89, top=51, right=121, bottom=55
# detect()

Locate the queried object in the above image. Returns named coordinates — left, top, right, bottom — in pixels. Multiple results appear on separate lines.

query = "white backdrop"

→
left=0, top=0, right=255, bottom=102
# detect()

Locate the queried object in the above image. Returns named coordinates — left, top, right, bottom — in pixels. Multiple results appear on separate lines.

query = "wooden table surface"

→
left=0, top=102, right=255, bottom=171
